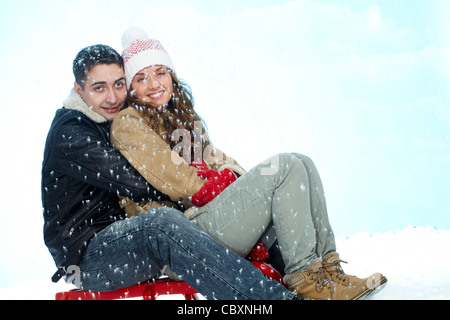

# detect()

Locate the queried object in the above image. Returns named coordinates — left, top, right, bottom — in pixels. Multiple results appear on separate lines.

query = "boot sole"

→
left=353, top=276, right=388, bottom=300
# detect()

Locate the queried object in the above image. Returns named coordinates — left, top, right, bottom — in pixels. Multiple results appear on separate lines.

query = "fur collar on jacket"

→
left=63, top=88, right=108, bottom=123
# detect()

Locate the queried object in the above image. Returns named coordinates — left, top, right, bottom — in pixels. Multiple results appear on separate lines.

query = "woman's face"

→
left=131, top=65, right=173, bottom=108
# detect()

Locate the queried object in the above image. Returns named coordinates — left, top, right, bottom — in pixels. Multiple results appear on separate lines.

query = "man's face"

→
left=75, top=63, right=127, bottom=121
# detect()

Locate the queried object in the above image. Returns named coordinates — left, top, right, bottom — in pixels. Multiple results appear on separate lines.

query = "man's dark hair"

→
left=73, top=44, right=124, bottom=89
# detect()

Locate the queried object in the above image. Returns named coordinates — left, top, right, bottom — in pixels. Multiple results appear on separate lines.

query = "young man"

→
left=41, top=44, right=296, bottom=299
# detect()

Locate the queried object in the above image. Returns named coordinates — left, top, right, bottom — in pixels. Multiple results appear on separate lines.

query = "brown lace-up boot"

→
left=284, top=256, right=387, bottom=300
left=284, top=258, right=366, bottom=300
left=284, top=258, right=334, bottom=300
left=322, top=252, right=387, bottom=299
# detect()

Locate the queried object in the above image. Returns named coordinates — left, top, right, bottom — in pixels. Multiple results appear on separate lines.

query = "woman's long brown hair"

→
left=127, top=69, right=211, bottom=162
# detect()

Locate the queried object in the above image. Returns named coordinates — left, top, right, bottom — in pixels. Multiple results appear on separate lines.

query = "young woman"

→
left=111, top=27, right=387, bottom=300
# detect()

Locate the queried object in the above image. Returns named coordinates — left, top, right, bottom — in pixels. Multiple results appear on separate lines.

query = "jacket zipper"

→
left=68, top=201, right=103, bottom=237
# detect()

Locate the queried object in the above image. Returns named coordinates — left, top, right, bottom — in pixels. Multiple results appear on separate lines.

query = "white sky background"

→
left=0, top=0, right=449, bottom=287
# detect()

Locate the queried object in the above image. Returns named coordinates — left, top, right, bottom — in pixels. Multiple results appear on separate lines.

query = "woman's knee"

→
left=281, top=152, right=317, bottom=171
left=271, top=152, right=314, bottom=181
left=277, top=152, right=308, bottom=169
left=291, top=152, right=313, bottom=164
left=291, top=153, right=320, bottom=175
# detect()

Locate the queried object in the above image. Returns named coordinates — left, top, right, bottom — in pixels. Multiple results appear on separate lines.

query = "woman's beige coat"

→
left=111, top=107, right=245, bottom=215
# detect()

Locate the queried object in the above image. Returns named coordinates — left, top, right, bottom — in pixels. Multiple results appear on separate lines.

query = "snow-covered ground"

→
left=0, top=225, right=448, bottom=300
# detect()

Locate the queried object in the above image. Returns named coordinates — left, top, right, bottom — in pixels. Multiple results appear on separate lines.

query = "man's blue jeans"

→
left=77, top=207, right=294, bottom=300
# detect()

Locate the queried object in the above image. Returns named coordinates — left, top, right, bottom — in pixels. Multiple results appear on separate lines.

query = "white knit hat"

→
left=121, top=27, right=176, bottom=89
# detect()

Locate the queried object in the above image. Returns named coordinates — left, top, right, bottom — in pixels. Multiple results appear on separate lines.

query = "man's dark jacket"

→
left=42, top=90, right=168, bottom=281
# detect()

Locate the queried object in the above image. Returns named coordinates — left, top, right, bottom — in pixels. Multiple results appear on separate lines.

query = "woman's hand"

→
left=189, top=160, right=209, bottom=171
left=192, top=169, right=236, bottom=207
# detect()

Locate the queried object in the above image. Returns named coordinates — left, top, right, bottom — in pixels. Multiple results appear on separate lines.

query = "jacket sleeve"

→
left=111, top=109, right=205, bottom=202
left=52, top=117, right=165, bottom=203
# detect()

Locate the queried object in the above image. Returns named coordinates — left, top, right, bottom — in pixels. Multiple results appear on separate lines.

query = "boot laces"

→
left=323, top=258, right=348, bottom=282
left=307, top=266, right=332, bottom=292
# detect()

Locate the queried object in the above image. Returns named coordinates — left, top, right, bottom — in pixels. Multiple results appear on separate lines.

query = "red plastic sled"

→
left=55, top=241, right=285, bottom=300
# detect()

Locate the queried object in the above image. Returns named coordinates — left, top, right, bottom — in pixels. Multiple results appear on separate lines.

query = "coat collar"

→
left=63, top=88, right=108, bottom=124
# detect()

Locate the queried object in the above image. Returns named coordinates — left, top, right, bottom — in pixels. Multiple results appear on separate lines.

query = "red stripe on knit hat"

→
left=123, top=39, right=167, bottom=62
